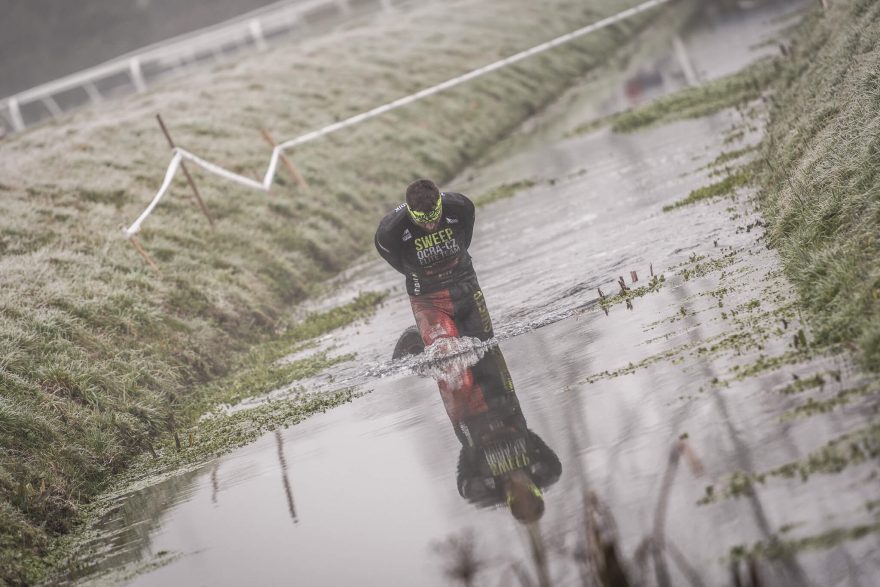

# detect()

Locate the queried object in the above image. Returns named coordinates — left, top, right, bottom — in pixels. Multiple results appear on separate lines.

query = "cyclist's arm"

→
left=461, top=194, right=476, bottom=250
left=375, top=228, right=406, bottom=274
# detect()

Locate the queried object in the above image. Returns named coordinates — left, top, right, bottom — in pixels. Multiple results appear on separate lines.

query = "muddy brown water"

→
left=68, top=2, right=880, bottom=586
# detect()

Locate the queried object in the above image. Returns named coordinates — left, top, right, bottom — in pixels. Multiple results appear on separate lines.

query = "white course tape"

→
left=124, top=0, right=670, bottom=238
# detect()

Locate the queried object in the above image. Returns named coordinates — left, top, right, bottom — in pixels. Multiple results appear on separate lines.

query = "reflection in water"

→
left=275, top=429, right=298, bottom=523
left=425, top=340, right=561, bottom=586
left=433, top=343, right=562, bottom=522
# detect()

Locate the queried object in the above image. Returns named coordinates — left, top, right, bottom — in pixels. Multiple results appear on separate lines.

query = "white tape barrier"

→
left=123, top=0, right=671, bottom=238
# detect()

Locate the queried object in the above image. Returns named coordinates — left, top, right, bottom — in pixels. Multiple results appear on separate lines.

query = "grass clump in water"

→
left=730, top=520, right=880, bottom=562
left=609, top=58, right=776, bottom=133
left=663, top=169, right=752, bottom=212
left=597, top=274, right=665, bottom=312
left=475, top=179, right=536, bottom=207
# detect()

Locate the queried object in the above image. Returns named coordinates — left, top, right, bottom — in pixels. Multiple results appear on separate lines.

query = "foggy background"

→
left=1, top=0, right=284, bottom=97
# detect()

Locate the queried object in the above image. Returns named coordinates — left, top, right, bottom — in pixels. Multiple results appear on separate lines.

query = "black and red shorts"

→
left=409, top=278, right=494, bottom=346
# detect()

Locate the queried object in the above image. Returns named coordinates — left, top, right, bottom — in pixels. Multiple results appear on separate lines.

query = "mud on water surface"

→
left=65, top=2, right=879, bottom=585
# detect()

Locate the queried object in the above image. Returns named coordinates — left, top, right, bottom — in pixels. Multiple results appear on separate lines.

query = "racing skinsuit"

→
left=374, top=192, right=493, bottom=345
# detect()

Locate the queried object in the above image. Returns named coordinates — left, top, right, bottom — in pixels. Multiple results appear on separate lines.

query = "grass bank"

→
left=0, top=0, right=670, bottom=581
left=757, top=0, right=880, bottom=371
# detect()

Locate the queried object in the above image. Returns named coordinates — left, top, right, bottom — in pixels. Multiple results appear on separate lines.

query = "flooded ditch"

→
left=64, top=1, right=879, bottom=585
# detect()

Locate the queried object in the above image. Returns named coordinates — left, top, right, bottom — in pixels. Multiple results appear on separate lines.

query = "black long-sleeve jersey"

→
left=374, top=192, right=477, bottom=296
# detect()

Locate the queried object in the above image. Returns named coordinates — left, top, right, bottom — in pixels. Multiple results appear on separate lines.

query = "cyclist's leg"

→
left=452, top=279, right=494, bottom=341
left=410, top=290, right=459, bottom=346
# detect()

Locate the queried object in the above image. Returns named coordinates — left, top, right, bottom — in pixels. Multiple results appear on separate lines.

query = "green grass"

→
left=757, top=0, right=880, bottom=372
left=730, top=519, right=880, bottom=562
left=663, top=169, right=752, bottom=212
left=0, top=0, right=668, bottom=581
left=475, top=179, right=536, bottom=207
left=611, top=57, right=775, bottom=132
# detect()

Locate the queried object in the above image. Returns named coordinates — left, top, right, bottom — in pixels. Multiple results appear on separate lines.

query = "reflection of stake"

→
left=156, top=114, right=216, bottom=228
left=128, top=235, right=161, bottom=274
left=261, top=128, right=308, bottom=189
left=211, top=462, right=220, bottom=504
left=650, top=440, right=704, bottom=587
left=275, top=429, right=298, bottom=523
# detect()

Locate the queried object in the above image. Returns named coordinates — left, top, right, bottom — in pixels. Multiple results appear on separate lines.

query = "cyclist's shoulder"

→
left=441, top=191, right=474, bottom=212
left=376, top=202, right=408, bottom=234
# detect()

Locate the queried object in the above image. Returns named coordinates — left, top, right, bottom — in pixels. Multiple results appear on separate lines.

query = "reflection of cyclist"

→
left=375, top=178, right=493, bottom=346
left=439, top=346, right=562, bottom=523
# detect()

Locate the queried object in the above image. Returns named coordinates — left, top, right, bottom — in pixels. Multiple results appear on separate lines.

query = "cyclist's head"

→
left=406, top=178, right=442, bottom=230
left=505, top=470, right=545, bottom=524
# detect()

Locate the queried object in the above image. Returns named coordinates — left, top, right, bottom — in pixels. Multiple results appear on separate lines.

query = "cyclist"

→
left=375, top=178, right=493, bottom=346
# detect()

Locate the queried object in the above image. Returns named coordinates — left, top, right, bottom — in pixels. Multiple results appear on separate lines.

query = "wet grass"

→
left=663, top=169, right=752, bottom=212
left=475, top=179, right=536, bottom=207
left=597, top=274, right=665, bottom=312
left=756, top=0, right=880, bottom=372
left=704, top=145, right=757, bottom=170
left=180, top=290, right=386, bottom=420
left=777, top=372, right=830, bottom=395
left=611, top=57, right=775, bottom=133
left=569, top=57, right=776, bottom=137
left=780, top=384, right=872, bottom=421
left=730, top=518, right=880, bottom=562
left=701, top=419, right=880, bottom=506
left=0, top=1, right=667, bottom=580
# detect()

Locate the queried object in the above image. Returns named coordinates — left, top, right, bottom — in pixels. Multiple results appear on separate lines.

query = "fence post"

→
left=261, top=128, right=309, bottom=189
left=249, top=19, right=268, bottom=51
left=41, top=96, right=64, bottom=120
left=84, top=82, right=103, bottom=105
left=129, top=235, right=161, bottom=274
left=129, top=58, right=147, bottom=93
left=8, top=98, right=25, bottom=132
left=156, top=114, right=216, bottom=229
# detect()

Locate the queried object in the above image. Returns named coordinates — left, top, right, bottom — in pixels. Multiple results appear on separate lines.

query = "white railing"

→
left=0, top=0, right=411, bottom=135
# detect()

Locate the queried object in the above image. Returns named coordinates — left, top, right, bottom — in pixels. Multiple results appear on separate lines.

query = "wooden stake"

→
left=129, top=235, right=161, bottom=274
left=650, top=263, right=654, bottom=277
left=261, top=128, right=308, bottom=189
left=597, top=287, right=605, bottom=299
left=156, top=114, right=216, bottom=229
left=630, top=270, right=638, bottom=283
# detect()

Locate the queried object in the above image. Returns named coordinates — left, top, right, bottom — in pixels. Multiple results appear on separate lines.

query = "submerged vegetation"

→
left=475, top=179, right=536, bottom=207
left=0, top=0, right=666, bottom=580
left=663, top=168, right=752, bottom=212
left=570, top=57, right=776, bottom=137
left=611, top=57, right=775, bottom=132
